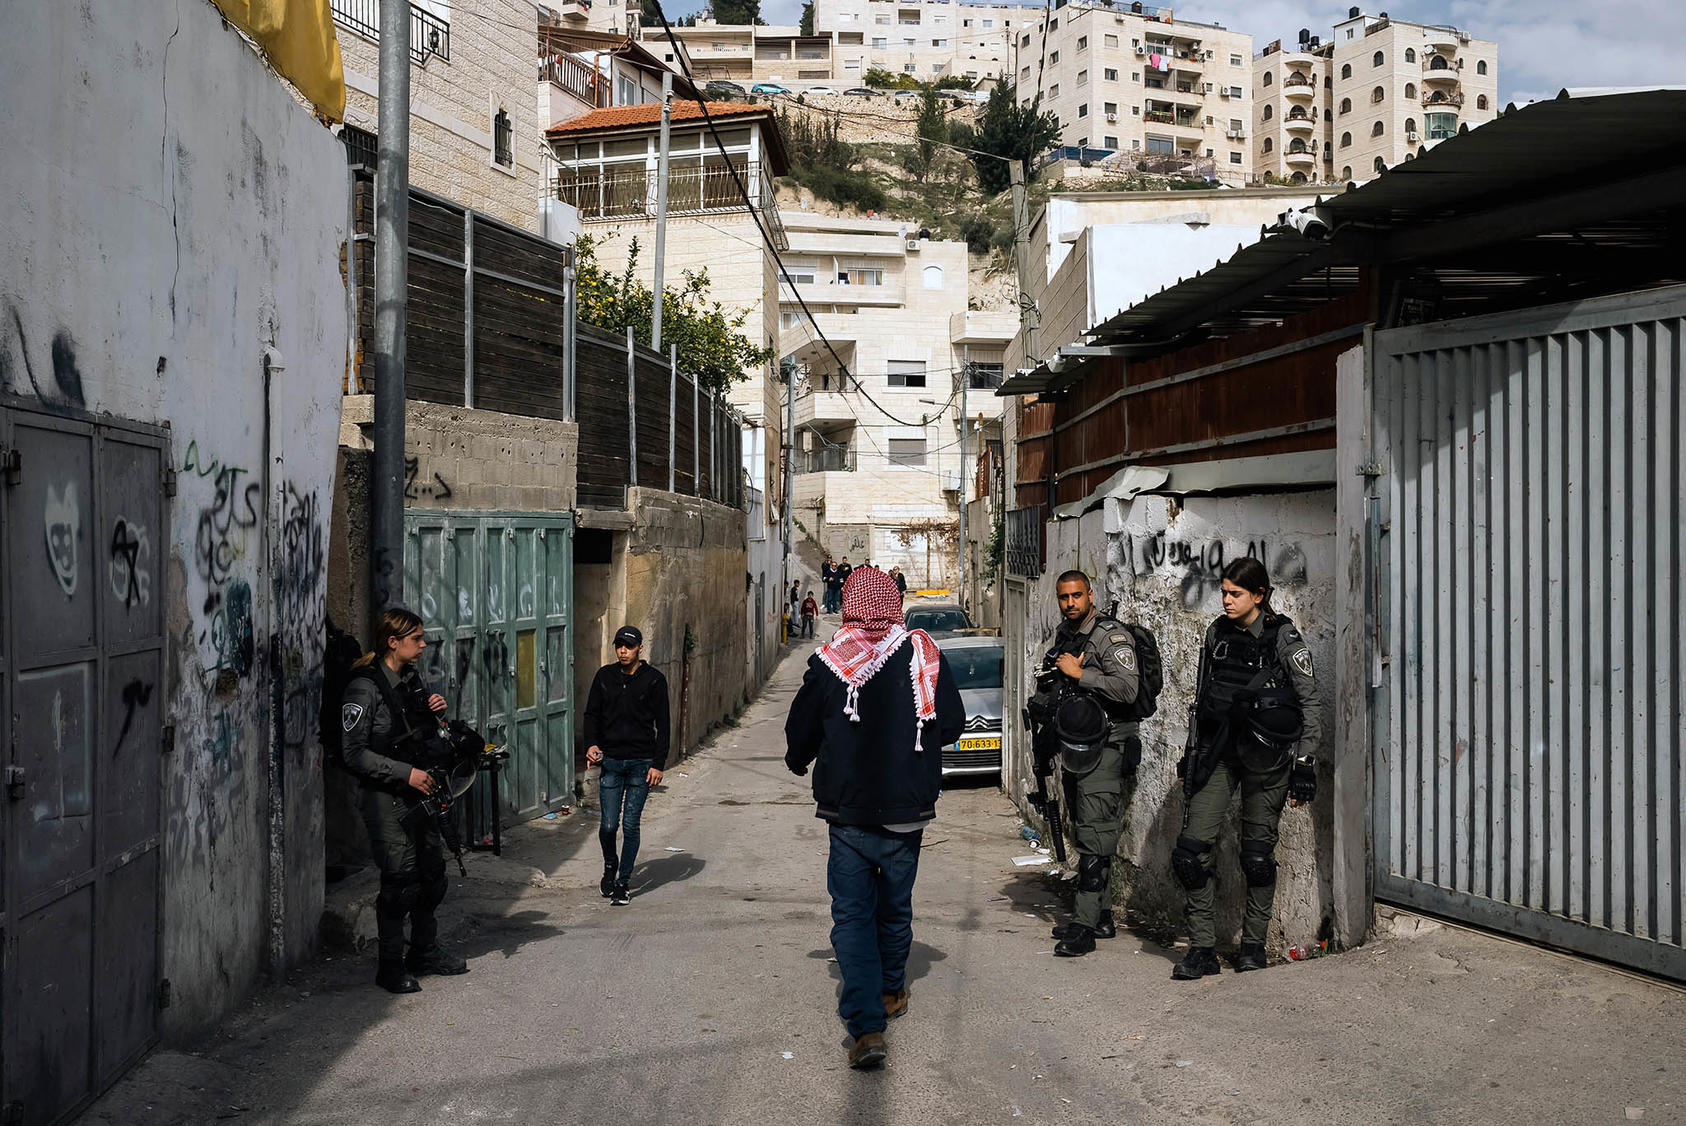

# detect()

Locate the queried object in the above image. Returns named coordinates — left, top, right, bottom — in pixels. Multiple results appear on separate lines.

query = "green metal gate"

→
left=404, top=511, right=575, bottom=825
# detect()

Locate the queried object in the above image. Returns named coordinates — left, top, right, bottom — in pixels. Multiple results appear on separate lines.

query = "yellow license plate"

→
left=956, top=736, right=1001, bottom=751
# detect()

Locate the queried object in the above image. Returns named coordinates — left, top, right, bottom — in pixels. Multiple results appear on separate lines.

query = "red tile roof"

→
left=546, top=100, right=788, bottom=174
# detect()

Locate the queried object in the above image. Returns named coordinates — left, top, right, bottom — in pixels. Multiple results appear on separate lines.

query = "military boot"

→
left=1234, top=942, right=1267, bottom=972
left=406, top=943, right=469, bottom=977
left=376, top=960, right=422, bottom=994
left=1054, top=924, right=1097, bottom=957
left=1052, top=911, right=1115, bottom=941
left=1171, top=946, right=1221, bottom=980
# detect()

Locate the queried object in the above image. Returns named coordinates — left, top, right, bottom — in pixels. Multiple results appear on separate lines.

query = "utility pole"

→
left=651, top=71, right=673, bottom=352
left=372, top=0, right=411, bottom=633
left=1010, top=160, right=1037, bottom=370
left=783, top=362, right=796, bottom=615
left=958, top=346, right=969, bottom=609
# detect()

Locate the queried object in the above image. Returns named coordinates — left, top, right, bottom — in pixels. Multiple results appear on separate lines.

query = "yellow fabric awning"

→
left=212, top=0, right=346, bottom=122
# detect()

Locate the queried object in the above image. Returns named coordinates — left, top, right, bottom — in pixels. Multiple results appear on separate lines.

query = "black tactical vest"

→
left=349, top=665, right=434, bottom=766
left=1196, top=613, right=1295, bottom=735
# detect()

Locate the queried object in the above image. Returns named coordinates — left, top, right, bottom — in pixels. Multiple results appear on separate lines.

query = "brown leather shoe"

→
left=847, top=1031, right=887, bottom=1070
left=882, top=988, right=909, bottom=1019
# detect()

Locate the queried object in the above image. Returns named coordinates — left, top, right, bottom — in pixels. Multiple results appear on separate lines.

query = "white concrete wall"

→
left=0, top=1, right=348, bottom=1034
left=1010, top=488, right=1340, bottom=951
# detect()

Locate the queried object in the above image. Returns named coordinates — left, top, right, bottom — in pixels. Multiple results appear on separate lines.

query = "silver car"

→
left=937, top=636, right=1003, bottom=776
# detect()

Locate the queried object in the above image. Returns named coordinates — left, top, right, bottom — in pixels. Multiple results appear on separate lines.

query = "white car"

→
left=804, top=85, right=841, bottom=96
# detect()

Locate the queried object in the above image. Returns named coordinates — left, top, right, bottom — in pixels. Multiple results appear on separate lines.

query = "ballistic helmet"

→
left=1052, top=692, right=1110, bottom=775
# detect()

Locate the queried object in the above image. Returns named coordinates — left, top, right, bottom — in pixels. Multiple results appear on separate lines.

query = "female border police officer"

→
left=341, top=607, right=470, bottom=993
left=1171, top=558, right=1321, bottom=980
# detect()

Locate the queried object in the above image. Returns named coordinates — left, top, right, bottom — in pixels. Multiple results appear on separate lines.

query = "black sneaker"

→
left=1054, top=924, right=1096, bottom=957
left=1052, top=912, right=1116, bottom=941
left=600, top=863, right=618, bottom=898
left=611, top=882, right=630, bottom=906
left=406, top=944, right=469, bottom=977
left=1171, top=946, right=1221, bottom=980
left=1234, top=942, right=1267, bottom=972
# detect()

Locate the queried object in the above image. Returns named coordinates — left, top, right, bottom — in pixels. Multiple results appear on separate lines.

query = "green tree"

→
left=909, top=88, right=945, bottom=181
left=571, top=235, right=773, bottom=395
left=956, top=80, right=1061, bottom=195
left=799, top=0, right=814, bottom=36
left=710, top=0, right=761, bottom=24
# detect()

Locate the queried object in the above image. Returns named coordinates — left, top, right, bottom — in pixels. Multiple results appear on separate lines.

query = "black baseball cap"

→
left=613, top=626, right=643, bottom=648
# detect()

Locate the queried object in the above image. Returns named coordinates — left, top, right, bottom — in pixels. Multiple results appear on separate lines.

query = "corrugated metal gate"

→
left=1370, top=286, right=1684, bottom=979
left=404, top=512, right=575, bottom=826
left=1, top=404, right=168, bottom=1124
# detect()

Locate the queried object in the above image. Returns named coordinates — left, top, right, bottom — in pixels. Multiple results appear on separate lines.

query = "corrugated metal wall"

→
left=1371, top=285, right=1685, bottom=979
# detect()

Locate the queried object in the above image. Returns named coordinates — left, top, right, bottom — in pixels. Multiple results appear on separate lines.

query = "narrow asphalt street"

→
left=85, top=637, right=1685, bottom=1126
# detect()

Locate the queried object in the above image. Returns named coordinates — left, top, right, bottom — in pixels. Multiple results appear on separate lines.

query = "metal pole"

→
left=668, top=344, right=678, bottom=493
left=651, top=71, right=673, bottom=353
left=1010, top=161, right=1037, bottom=369
left=463, top=211, right=475, bottom=407
left=627, top=325, right=638, bottom=489
left=563, top=264, right=576, bottom=422
left=372, top=0, right=411, bottom=630
left=783, top=365, right=795, bottom=602
left=958, top=346, right=968, bottom=608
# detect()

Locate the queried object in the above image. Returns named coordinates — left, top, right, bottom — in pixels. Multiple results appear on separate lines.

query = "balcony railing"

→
left=330, top=0, right=450, bottom=64
left=556, top=162, right=789, bottom=249
left=799, top=447, right=854, bottom=473
left=542, top=54, right=609, bottom=110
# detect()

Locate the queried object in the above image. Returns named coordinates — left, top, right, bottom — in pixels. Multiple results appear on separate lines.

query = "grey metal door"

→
left=1370, top=286, right=1685, bottom=979
left=404, top=512, right=574, bottom=826
left=1, top=404, right=168, bottom=1125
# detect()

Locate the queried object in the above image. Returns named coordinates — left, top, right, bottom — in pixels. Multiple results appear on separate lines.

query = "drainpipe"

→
left=372, top=0, right=411, bottom=632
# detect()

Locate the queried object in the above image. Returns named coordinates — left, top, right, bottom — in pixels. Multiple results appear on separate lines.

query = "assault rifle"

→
left=1021, top=636, right=1083, bottom=863
left=395, top=681, right=495, bottom=877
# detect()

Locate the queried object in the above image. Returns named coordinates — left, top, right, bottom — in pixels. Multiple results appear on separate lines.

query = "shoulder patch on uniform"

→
left=341, top=702, right=365, bottom=732
left=1291, top=649, right=1313, bottom=678
left=1115, top=645, right=1137, bottom=671
left=1108, top=632, right=1130, bottom=644
left=1284, top=626, right=1303, bottom=643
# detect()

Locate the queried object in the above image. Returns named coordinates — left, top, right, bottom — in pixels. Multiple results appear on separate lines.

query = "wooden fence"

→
left=350, top=168, right=742, bottom=511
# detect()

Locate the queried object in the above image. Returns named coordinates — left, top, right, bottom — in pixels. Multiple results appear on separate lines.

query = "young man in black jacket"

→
left=785, top=568, right=965, bottom=1070
left=584, top=626, right=670, bottom=905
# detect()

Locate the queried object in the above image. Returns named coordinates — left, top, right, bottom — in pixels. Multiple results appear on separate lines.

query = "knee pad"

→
left=1239, top=841, right=1277, bottom=887
left=1171, top=835, right=1211, bottom=890
left=376, top=872, right=422, bottom=917
left=1077, top=853, right=1111, bottom=893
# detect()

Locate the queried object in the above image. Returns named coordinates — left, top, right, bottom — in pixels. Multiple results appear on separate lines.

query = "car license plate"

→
left=956, top=736, right=1001, bottom=752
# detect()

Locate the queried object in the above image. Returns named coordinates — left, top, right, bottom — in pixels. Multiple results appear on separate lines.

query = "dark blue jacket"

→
left=784, top=643, right=965, bottom=825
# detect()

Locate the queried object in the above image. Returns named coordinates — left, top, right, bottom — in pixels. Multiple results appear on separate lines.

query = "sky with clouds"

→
left=719, top=0, right=1686, bottom=105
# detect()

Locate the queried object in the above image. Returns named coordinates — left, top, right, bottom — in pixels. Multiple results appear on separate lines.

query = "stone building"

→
left=1252, top=9, right=1498, bottom=184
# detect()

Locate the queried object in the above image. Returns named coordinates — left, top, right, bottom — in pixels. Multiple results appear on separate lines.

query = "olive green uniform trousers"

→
left=1061, top=739, right=1127, bottom=929
left=1181, top=756, right=1290, bottom=948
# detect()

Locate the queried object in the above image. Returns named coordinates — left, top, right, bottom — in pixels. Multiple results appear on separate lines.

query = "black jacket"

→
left=583, top=661, right=671, bottom=761
left=784, top=643, right=965, bottom=825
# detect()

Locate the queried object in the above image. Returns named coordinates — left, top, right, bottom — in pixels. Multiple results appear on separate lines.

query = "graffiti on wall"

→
left=44, top=479, right=80, bottom=596
left=403, top=456, right=453, bottom=502
left=0, top=306, right=88, bottom=411
left=109, top=516, right=152, bottom=609
left=1123, top=532, right=1309, bottom=610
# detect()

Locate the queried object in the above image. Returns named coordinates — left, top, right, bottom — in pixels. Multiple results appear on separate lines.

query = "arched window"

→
left=1476, top=94, right=1488, bottom=109
left=1263, top=137, right=1274, bottom=152
left=1372, top=85, right=1385, bottom=103
left=1324, top=107, right=1332, bottom=121
left=1404, top=116, right=1417, bottom=133
left=1290, top=171, right=1307, bottom=183
left=1371, top=120, right=1385, bottom=137
left=1340, top=63, right=1352, bottom=79
left=1339, top=97, right=1351, bottom=113
left=1405, top=82, right=1416, bottom=99
left=1373, top=155, right=1387, bottom=173
left=1404, top=48, right=1415, bottom=62
left=1324, top=75, right=1332, bottom=88
left=1477, top=60, right=1488, bottom=75
left=922, top=265, right=944, bottom=290
left=1262, top=71, right=1273, bottom=86
left=1340, top=131, right=1352, bottom=147
left=1263, top=104, right=1273, bottom=119
left=1341, top=165, right=1352, bottom=180
left=1289, top=139, right=1307, bottom=153
left=1373, top=50, right=1384, bottom=67
left=1429, top=55, right=1449, bottom=71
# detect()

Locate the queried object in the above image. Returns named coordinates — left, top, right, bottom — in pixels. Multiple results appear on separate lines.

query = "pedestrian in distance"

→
left=821, top=556, right=839, bottom=614
left=891, top=565, right=907, bottom=603
left=838, top=557, right=854, bottom=597
left=584, top=626, right=670, bottom=906
left=1171, top=558, right=1322, bottom=979
left=790, top=579, right=802, bottom=615
left=1031, top=571, right=1146, bottom=957
left=785, top=567, right=965, bottom=1070
left=801, top=590, right=819, bottom=638
left=340, top=607, right=470, bottom=993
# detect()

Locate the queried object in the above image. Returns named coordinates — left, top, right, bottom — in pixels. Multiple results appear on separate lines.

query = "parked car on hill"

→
left=804, top=85, right=841, bottom=96
left=844, top=87, right=879, bottom=98
left=751, top=82, right=790, bottom=95
left=704, top=80, right=747, bottom=99
left=936, top=636, right=1004, bottom=777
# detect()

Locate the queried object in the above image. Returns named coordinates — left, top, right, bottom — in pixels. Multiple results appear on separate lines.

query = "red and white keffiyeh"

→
left=816, top=567, right=941, bottom=751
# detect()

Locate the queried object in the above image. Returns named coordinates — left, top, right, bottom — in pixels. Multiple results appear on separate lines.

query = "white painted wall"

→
left=0, top=1, right=348, bottom=1035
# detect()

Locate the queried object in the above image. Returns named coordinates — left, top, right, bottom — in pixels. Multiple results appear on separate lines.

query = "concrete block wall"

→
left=1010, top=488, right=1339, bottom=952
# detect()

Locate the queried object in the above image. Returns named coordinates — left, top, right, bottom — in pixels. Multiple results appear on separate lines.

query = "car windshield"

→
left=945, top=646, right=1003, bottom=689
left=908, top=609, right=973, bottom=632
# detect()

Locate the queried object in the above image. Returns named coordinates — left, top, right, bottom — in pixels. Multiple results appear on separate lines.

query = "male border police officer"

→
left=1033, top=570, right=1141, bottom=957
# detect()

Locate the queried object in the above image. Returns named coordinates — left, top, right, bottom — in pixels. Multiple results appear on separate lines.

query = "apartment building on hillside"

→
left=667, top=21, right=840, bottom=85
left=1015, top=3, right=1254, bottom=185
left=780, top=214, right=1015, bottom=585
left=814, top=0, right=1028, bottom=84
left=1253, top=8, right=1497, bottom=183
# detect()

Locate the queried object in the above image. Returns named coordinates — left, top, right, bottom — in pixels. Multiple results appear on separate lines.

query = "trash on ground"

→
left=1176, top=1060, right=1194, bottom=1067
left=1625, top=1110, right=1645, bottom=1121
left=782, top=1051, right=795, bottom=1060
left=1287, top=941, right=1329, bottom=961
left=664, top=846, right=686, bottom=852
left=543, top=813, right=558, bottom=820
left=1019, top=826, right=1041, bottom=842
left=1012, top=855, right=1046, bottom=866
left=987, top=896, right=1009, bottom=902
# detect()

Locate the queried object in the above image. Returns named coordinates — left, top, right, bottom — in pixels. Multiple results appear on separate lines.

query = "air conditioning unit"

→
left=1225, top=128, right=1244, bottom=139
left=941, top=471, right=960, bottom=492
left=1423, top=45, right=1436, bottom=55
left=1406, top=130, right=1420, bottom=141
left=905, top=238, right=920, bottom=250
left=1105, top=111, right=1118, bottom=121
left=1134, top=45, right=1145, bottom=55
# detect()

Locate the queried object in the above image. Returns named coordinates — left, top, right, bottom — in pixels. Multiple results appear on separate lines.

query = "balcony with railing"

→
left=330, top=0, right=450, bottom=63
left=542, top=54, right=609, bottom=111
left=556, top=162, right=789, bottom=250
left=798, top=446, right=855, bottom=474
left=1282, top=73, right=1315, bottom=100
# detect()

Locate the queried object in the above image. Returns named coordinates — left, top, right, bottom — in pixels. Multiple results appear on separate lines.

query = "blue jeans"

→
left=827, top=823, right=923, bottom=1038
left=598, top=758, right=653, bottom=883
